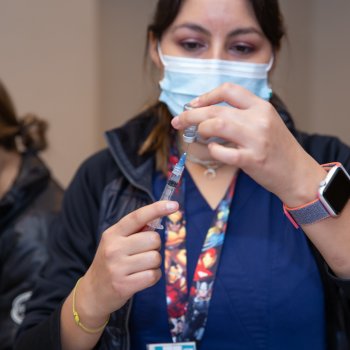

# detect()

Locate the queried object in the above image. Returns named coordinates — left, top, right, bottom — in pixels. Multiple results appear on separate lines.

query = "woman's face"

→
left=151, top=0, right=272, bottom=67
left=150, top=0, right=273, bottom=66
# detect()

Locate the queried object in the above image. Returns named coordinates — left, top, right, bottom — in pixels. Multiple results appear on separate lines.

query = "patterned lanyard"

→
left=164, top=148, right=236, bottom=343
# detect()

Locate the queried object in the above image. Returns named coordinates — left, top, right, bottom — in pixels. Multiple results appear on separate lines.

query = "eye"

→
left=180, top=40, right=206, bottom=52
left=229, top=43, right=255, bottom=55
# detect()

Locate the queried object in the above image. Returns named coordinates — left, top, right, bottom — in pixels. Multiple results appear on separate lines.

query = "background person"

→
left=16, top=1, right=350, bottom=349
left=0, top=80, right=63, bottom=350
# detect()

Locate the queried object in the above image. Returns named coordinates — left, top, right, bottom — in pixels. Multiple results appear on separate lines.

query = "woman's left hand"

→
left=171, top=83, right=326, bottom=207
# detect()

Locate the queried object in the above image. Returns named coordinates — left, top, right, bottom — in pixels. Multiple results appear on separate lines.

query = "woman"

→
left=16, top=0, right=350, bottom=349
left=0, top=80, right=63, bottom=349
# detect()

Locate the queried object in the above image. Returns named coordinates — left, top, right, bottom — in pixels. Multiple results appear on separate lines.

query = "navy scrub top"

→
left=129, top=170, right=326, bottom=350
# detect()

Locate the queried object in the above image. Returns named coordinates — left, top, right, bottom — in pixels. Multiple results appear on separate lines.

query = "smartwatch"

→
left=284, top=162, right=350, bottom=228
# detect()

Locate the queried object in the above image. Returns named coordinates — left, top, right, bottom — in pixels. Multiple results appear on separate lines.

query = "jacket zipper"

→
left=123, top=298, right=133, bottom=350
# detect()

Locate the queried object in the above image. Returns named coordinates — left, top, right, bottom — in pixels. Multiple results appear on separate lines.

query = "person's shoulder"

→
left=80, top=148, right=115, bottom=171
left=125, top=104, right=159, bottom=126
left=57, top=148, right=119, bottom=218
left=298, top=131, right=350, bottom=170
left=33, top=177, right=63, bottom=213
left=74, top=148, right=119, bottom=188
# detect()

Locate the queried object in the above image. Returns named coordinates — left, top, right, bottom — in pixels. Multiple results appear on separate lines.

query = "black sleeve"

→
left=0, top=212, right=59, bottom=350
left=15, top=307, right=62, bottom=350
left=299, top=133, right=350, bottom=298
left=297, top=131, right=350, bottom=172
left=325, top=267, right=350, bottom=297
left=15, top=150, right=117, bottom=349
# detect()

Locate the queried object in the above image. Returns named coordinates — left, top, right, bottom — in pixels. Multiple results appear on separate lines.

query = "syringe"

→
left=147, top=152, right=187, bottom=230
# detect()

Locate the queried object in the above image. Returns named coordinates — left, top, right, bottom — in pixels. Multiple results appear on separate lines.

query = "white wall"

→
left=0, top=0, right=100, bottom=187
left=308, top=0, right=350, bottom=142
left=275, top=0, right=350, bottom=144
left=272, top=1, right=314, bottom=130
left=98, top=0, right=158, bottom=141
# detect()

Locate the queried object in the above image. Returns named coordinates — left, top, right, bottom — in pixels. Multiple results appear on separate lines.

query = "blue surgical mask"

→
left=158, top=46, right=273, bottom=118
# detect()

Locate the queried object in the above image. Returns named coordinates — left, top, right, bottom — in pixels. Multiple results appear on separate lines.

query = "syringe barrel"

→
left=159, top=180, right=177, bottom=201
left=147, top=180, right=176, bottom=230
left=147, top=153, right=186, bottom=231
left=183, top=103, right=198, bottom=143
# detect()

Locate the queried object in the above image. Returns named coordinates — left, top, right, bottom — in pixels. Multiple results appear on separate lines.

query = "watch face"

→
left=321, top=166, right=350, bottom=215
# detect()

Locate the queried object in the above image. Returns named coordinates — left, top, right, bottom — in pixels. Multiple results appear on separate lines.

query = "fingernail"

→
left=166, top=201, right=178, bottom=211
left=190, top=97, right=200, bottom=107
left=171, top=116, right=180, bottom=128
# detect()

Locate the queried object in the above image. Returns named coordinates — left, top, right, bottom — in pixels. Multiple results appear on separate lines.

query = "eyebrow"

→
left=172, top=23, right=263, bottom=38
left=228, top=27, right=263, bottom=37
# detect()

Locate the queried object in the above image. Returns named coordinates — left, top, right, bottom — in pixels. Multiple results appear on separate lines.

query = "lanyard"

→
left=164, top=148, right=236, bottom=343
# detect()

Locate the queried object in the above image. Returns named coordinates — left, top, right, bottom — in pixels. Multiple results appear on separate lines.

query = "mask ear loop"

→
left=266, top=52, right=275, bottom=72
left=265, top=52, right=275, bottom=99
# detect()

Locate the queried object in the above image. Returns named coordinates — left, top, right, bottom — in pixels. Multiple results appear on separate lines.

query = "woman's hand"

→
left=172, top=83, right=326, bottom=207
left=77, top=200, right=178, bottom=321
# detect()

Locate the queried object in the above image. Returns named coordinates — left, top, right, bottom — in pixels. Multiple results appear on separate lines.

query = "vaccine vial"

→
left=182, top=103, right=198, bottom=143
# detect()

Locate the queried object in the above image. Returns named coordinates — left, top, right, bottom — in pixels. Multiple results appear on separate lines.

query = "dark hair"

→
left=0, top=81, right=48, bottom=153
left=142, top=0, right=286, bottom=173
left=249, top=0, right=285, bottom=51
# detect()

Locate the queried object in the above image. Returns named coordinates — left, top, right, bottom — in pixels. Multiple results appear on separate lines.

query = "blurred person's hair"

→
left=0, top=80, right=48, bottom=153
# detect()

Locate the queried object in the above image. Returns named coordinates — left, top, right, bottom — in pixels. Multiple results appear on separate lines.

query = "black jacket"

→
left=0, top=153, right=63, bottom=350
left=16, top=100, right=350, bottom=349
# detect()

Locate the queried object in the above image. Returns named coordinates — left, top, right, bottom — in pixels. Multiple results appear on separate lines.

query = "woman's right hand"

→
left=76, top=200, right=178, bottom=322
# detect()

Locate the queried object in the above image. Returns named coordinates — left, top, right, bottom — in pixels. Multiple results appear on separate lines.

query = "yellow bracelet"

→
left=72, top=277, right=110, bottom=334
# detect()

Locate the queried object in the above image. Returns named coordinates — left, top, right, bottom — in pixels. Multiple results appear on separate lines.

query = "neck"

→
left=177, top=132, right=238, bottom=173
left=0, top=148, right=21, bottom=198
left=178, top=134, right=211, bottom=159
left=177, top=132, right=238, bottom=209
